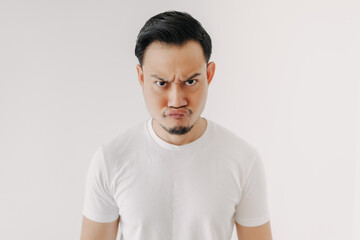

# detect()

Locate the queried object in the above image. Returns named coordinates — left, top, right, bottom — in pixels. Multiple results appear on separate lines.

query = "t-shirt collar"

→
left=146, top=117, right=210, bottom=151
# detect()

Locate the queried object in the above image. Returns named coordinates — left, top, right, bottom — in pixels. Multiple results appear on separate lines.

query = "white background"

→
left=0, top=0, right=359, bottom=239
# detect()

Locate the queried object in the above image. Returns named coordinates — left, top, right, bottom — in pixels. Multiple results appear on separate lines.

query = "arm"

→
left=80, top=215, right=120, bottom=240
left=235, top=221, right=273, bottom=240
left=81, top=147, right=120, bottom=239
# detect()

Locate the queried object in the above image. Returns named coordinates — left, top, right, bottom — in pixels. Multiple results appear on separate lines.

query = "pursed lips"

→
left=167, top=109, right=188, bottom=117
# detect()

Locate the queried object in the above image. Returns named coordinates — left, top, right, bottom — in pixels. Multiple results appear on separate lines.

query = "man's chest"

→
left=111, top=151, right=240, bottom=229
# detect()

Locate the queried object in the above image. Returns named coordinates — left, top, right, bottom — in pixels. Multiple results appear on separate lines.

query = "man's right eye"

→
left=156, top=81, right=167, bottom=87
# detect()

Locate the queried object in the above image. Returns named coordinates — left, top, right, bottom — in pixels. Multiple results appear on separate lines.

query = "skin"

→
left=80, top=39, right=273, bottom=240
left=235, top=221, right=273, bottom=240
left=80, top=216, right=119, bottom=240
left=136, top=40, right=215, bottom=146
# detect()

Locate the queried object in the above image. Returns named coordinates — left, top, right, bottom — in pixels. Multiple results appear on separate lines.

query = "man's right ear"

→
left=136, top=64, right=144, bottom=88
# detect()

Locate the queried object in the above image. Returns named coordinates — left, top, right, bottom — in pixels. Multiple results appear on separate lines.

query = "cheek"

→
left=189, top=88, right=207, bottom=109
left=144, top=87, right=165, bottom=107
left=193, top=85, right=207, bottom=100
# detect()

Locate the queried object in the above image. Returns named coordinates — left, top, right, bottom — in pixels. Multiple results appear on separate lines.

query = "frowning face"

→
left=136, top=40, right=215, bottom=137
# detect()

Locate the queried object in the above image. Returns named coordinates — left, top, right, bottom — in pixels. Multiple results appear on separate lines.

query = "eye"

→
left=156, top=81, right=167, bottom=87
left=185, top=79, right=197, bottom=86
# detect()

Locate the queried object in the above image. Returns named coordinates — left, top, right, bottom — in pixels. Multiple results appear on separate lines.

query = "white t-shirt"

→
left=82, top=117, right=270, bottom=240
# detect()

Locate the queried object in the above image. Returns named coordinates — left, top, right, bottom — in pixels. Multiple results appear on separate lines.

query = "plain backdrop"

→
left=0, top=0, right=359, bottom=239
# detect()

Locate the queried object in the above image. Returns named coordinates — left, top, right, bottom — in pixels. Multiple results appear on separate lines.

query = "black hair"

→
left=135, top=10, right=212, bottom=66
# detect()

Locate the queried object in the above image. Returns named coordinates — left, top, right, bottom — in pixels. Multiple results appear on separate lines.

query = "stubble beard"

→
left=160, top=109, right=194, bottom=135
left=159, top=123, right=195, bottom=135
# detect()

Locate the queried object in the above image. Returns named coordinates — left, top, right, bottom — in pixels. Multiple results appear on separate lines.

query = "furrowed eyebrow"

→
left=151, top=74, right=168, bottom=82
left=184, top=73, right=201, bottom=81
left=150, top=73, right=201, bottom=82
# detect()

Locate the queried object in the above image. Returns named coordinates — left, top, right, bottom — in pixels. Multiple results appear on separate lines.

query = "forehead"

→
left=142, top=40, right=206, bottom=75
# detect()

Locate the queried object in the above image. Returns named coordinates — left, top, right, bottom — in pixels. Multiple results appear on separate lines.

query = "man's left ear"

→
left=206, top=61, right=215, bottom=85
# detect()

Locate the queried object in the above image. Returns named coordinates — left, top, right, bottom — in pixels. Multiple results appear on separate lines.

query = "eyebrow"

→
left=150, top=72, right=201, bottom=82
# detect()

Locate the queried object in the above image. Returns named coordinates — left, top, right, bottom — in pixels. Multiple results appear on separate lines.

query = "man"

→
left=80, top=11, right=273, bottom=240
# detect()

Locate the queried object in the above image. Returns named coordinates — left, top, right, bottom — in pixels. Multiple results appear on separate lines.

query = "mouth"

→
left=166, top=109, right=189, bottom=119
left=168, top=114, right=185, bottom=119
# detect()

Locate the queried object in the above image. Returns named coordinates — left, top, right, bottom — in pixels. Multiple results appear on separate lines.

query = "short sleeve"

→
left=235, top=151, right=270, bottom=227
left=82, top=146, right=119, bottom=222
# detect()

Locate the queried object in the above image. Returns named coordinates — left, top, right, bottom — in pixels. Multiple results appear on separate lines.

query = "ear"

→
left=206, top=61, right=215, bottom=86
left=136, top=64, right=144, bottom=88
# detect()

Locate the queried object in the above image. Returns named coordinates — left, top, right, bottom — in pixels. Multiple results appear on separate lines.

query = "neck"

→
left=152, top=117, right=207, bottom=146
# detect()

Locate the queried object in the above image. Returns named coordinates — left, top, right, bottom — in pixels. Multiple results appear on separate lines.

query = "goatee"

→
left=160, top=124, right=194, bottom=135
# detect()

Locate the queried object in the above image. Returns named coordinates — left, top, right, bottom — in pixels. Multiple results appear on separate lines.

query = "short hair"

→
left=135, top=10, right=212, bottom=66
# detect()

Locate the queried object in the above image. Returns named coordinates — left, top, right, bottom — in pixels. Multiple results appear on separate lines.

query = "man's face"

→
left=136, top=40, right=215, bottom=135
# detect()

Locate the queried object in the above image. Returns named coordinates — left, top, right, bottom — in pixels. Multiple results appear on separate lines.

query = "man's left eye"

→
left=185, top=80, right=197, bottom=86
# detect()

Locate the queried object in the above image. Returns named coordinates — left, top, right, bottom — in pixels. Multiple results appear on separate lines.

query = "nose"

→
left=167, top=83, right=187, bottom=108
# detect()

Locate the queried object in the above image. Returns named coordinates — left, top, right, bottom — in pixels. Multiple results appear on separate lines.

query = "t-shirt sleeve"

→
left=235, top=151, right=270, bottom=227
left=82, top=146, right=120, bottom=223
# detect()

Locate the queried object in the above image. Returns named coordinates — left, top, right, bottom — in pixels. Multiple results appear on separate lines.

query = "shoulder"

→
left=96, top=119, right=148, bottom=169
left=208, top=119, right=259, bottom=159
left=105, top=120, right=147, bottom=150
left=207, top=120, right=264, bottom=192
